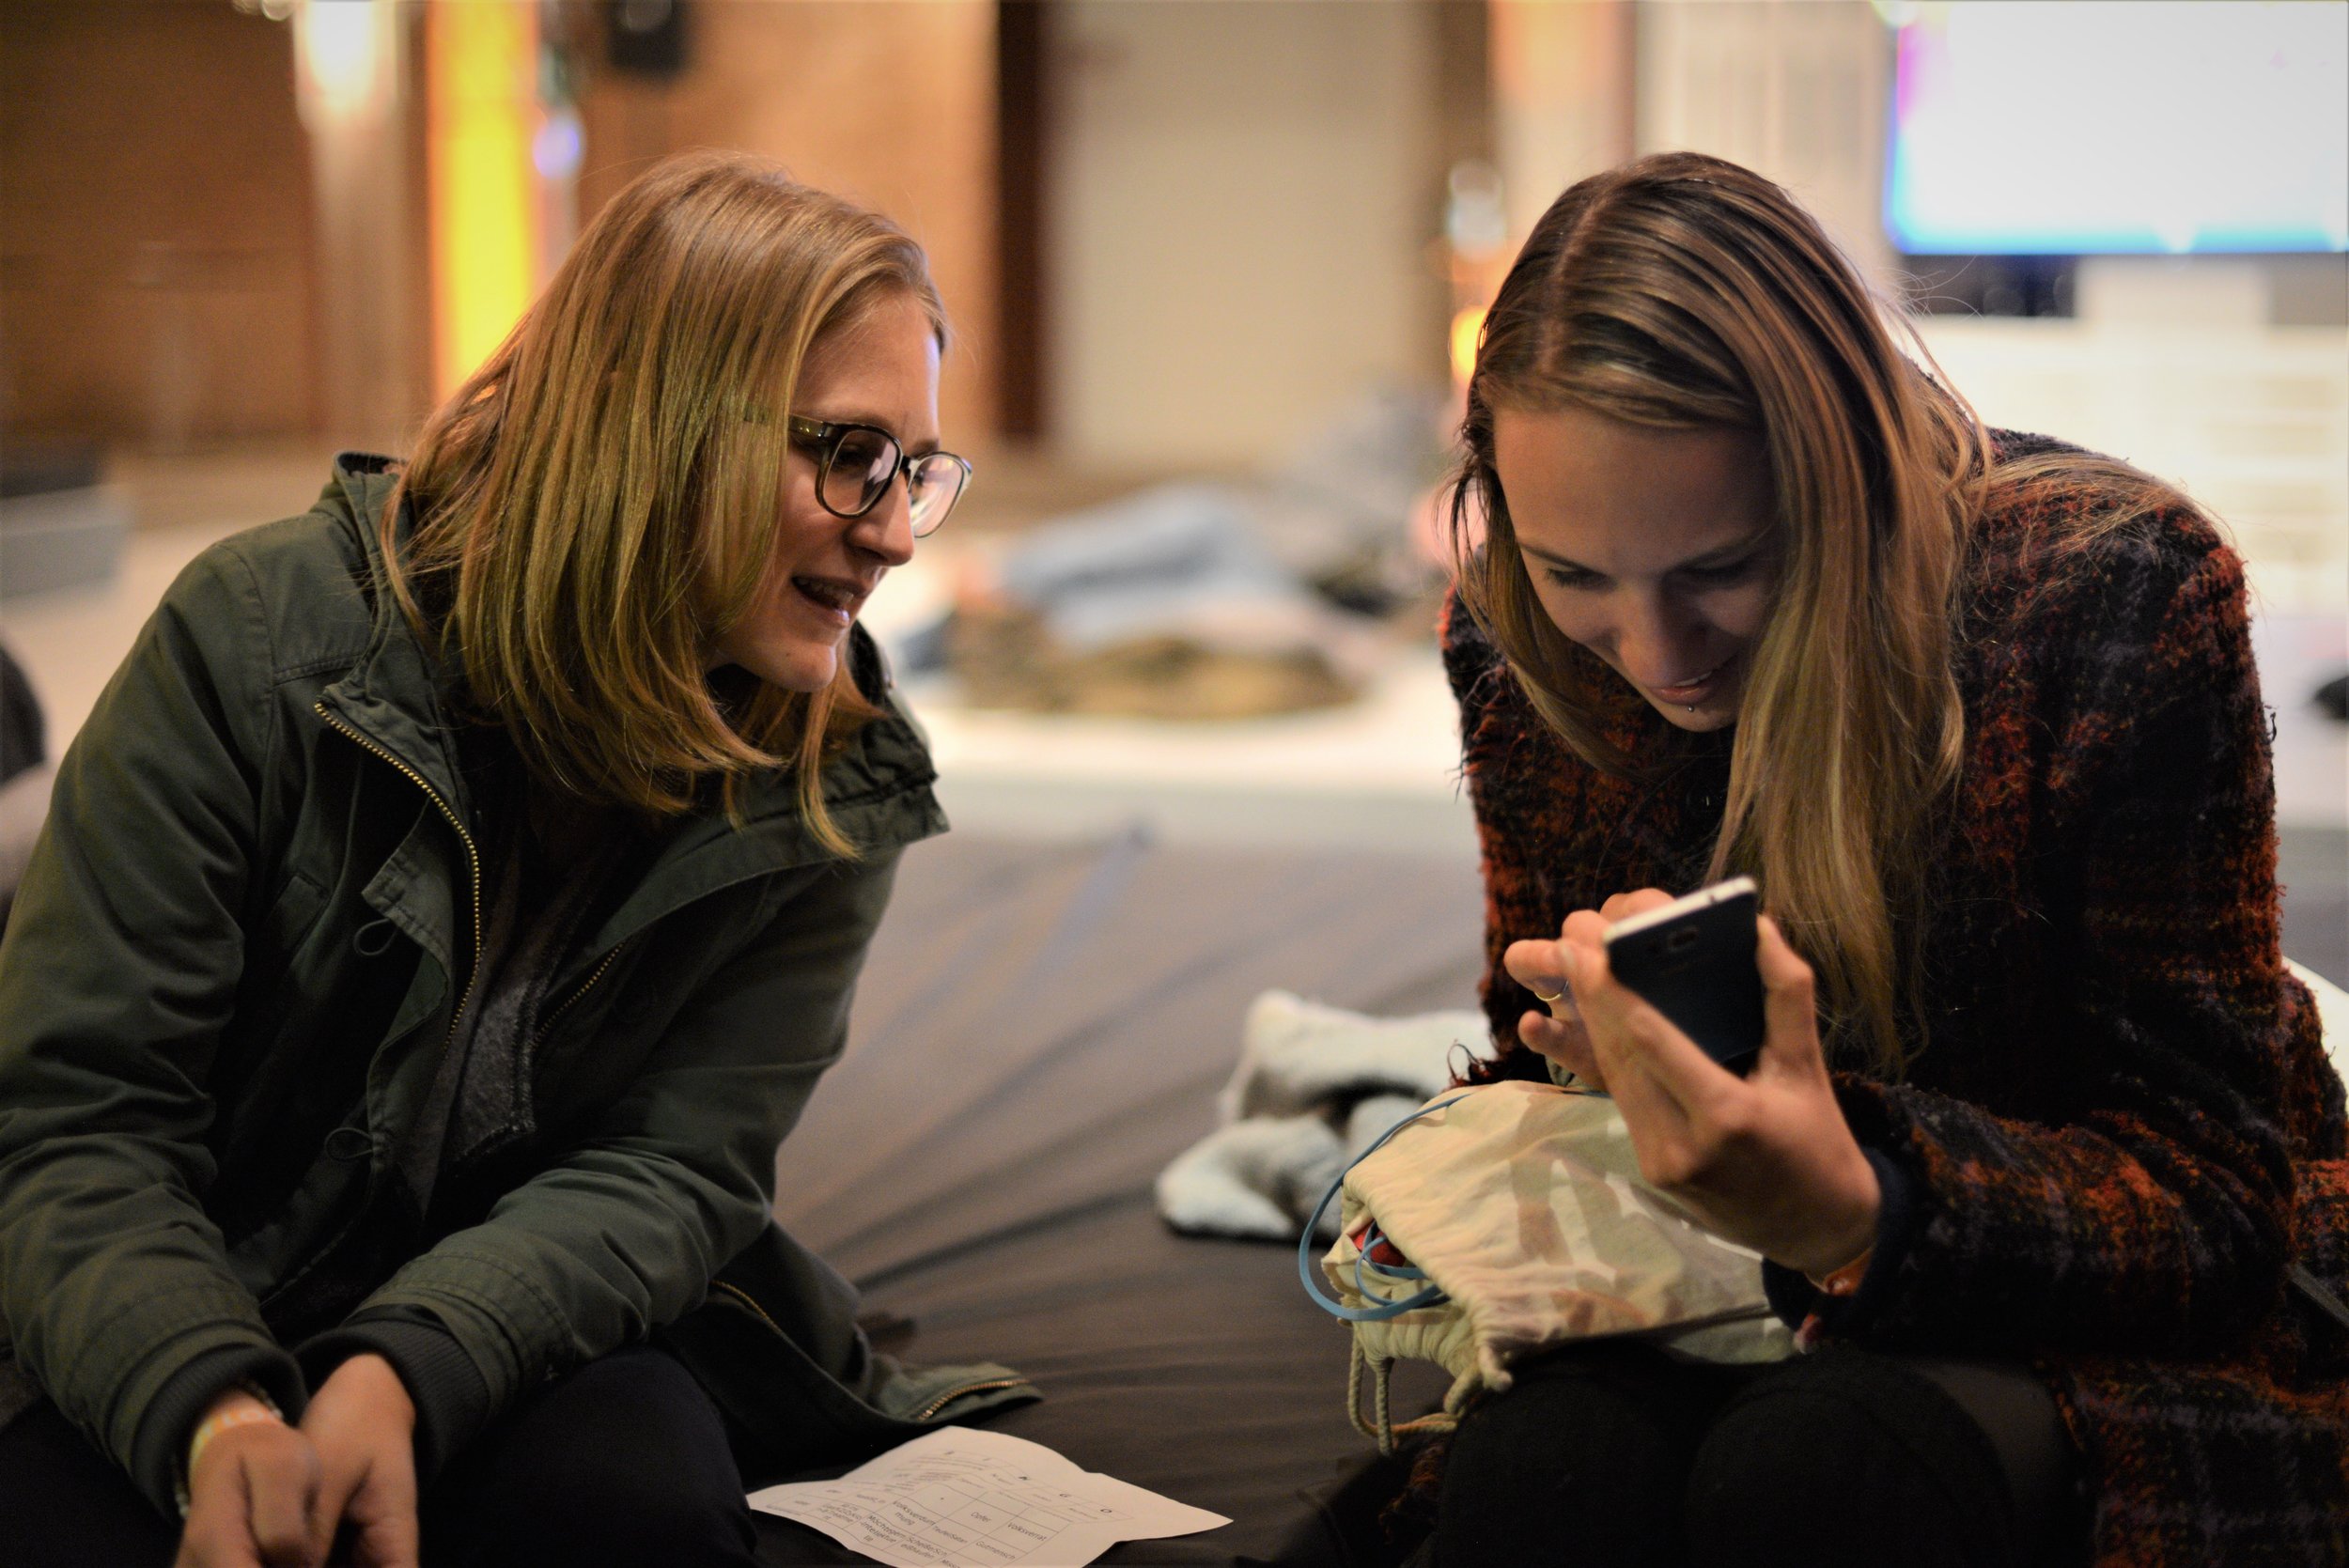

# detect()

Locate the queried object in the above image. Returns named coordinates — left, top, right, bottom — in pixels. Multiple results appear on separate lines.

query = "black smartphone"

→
left=1602, top=877, right=1766, bottom=1075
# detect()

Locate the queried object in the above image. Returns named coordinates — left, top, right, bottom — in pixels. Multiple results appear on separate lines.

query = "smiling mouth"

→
left=1652, top=659, right=1729, bottom=699
left=791, top=575, right=867, bottom=621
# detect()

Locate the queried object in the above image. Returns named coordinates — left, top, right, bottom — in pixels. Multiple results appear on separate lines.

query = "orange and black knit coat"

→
left=1445, top=436, right=2348, bottom=1565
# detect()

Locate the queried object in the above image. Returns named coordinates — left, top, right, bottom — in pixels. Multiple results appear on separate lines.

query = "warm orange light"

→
left=428, top=1, right=538, bottom=398
left=1450, top=306, right=1486, bottom=389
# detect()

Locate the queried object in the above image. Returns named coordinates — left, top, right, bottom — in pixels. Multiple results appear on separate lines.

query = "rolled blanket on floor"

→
left=1155, top=991, right=1486, bottom=1241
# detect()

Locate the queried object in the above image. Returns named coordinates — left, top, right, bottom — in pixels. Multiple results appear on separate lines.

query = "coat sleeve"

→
left=316, top=850, right=902, bottom=1470
left=1808, top=524, right=2308, bottom=1358
left=0, top=545, right=308, bottom=1509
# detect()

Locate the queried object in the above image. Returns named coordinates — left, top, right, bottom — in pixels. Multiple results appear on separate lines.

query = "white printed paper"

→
left=745, top=1427, right=1229, bottom=1568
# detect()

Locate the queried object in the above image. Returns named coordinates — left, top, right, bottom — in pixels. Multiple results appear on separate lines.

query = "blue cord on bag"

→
left=1355, top=1220, right=1425, bottom=1279
left=1298, top=1094, right=1468, bottom=1322
left=1351, top=1219, right=1437, bottom=1313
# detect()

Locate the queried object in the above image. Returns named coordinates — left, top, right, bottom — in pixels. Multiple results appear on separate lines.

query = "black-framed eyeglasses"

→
left=786, top=414, right=970, bottom=538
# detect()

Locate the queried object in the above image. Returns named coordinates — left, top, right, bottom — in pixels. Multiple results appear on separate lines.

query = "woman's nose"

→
left=852, top=481, right=917, bottom=567
left=1612, top=593, right=1703, bottom=686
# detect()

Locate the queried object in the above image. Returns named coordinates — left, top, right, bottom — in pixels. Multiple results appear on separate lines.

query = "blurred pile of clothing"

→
left=900, top=388, right=1458, bottom=721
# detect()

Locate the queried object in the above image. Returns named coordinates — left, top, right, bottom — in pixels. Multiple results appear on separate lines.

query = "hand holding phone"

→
left=1558, top=883, right=1882, bottom=1277
left=1601, top=877, right=1766, bottom=1076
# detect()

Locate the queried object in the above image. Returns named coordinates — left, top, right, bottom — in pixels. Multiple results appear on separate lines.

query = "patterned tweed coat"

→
left=1445, top=441, right=2349, bottom=1565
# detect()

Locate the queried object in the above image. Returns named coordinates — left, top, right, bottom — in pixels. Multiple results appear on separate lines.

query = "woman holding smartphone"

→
left=0, top=151, right=1026, bottom=1568
left=1418, top=153, right=2345, bottom=1567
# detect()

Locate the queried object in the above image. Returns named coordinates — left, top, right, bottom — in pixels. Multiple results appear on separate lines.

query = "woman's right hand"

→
left=1504, top=890, right=1683, bottom=1092
left=1504, top=935, right=1602, bottom=1088
left=175, top=1389, right=322, bottom=1568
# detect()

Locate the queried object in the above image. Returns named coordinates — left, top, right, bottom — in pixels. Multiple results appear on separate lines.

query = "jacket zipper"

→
left=315, top=702, right=483, bottom=1042
left=712, top=1278, right=786, bottom=1333
left=909, top=1377, right=1029, bottom=1422
left=537, top=939, right=630, bottom=1041
left=540, top=851, right=844, bottom=1038
left=315, top=703, right=628, bottom=1045
left=709, top=1281, right=1025, bottom=1421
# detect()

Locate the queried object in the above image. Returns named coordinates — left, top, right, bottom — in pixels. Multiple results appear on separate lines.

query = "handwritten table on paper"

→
left=746, top=1427, right=1229, bottom=1568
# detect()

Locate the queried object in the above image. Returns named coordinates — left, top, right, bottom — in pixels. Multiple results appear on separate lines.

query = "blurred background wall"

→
left=1, top=2, right=328, bottom=448
left=5, top=1, right=2343, bottom=472
left=1045, top=0, right=1452, bottom=469
left=576, top=1, right=1001, bottom=440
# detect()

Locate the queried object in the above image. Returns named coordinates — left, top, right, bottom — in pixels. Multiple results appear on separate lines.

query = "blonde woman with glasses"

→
left=0, top=151, right=1021, bottom=1568
left=1401, top=153, right=2347, bottom=1568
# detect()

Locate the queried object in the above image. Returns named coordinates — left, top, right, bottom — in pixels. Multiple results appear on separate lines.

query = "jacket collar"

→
left=313, top=455, right=476, bottom=820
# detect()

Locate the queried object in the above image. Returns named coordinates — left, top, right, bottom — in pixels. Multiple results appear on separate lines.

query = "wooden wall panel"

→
left=577, top=2, right=1000, bottom=445
left=0, top=2, right=318, bottom=447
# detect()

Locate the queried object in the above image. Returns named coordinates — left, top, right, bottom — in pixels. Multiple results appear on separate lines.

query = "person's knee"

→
left=519, top=1473, right=752, bottom=1568
left=425, top=1347, right=754, bottom=1568
left=440, top=1454, right=752, bottom=1568
left=1438, top=1350, right=1706, bottom=1568
left=1447, top=1350, right=1687, bottom=1497
left=1685, top=1357, right=2016, bottom=1568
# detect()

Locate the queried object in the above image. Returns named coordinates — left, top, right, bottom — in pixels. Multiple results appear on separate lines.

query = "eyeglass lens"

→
left=904, top=454, right=966, bottom=536
left=819, top=427, right=965, bottom=536
left=821, top=427, right=898, bottom=517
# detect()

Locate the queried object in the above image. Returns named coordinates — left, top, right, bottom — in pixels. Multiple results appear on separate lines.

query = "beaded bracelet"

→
left=174, top=1383, right=284, bottom=1516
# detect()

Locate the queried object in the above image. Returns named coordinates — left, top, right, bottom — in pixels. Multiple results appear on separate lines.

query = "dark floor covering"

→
left=748, top=823, right=2349, bottom=1564
left=753, top=830, right=1480, bottom=1565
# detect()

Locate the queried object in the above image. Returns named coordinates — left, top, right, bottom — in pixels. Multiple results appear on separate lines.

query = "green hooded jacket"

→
left=0, top=457, right=1034, bottom=1515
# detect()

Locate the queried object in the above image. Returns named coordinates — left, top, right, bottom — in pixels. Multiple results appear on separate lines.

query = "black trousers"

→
left=0, top=1344, right=762, bottom=1568
left=1433, top=1343, right=2084, bottom=1568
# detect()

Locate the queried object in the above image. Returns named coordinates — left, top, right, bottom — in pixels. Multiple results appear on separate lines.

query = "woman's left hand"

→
left=1532, top=897, right=1881, bottom=1280
left=300, top=1355, right=417, bottom=1568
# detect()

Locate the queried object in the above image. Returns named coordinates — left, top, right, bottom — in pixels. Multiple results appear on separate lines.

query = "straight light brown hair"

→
left=1454, top=152, right=2186, bottom=1072
left=382, top=150, right=945, bottom=855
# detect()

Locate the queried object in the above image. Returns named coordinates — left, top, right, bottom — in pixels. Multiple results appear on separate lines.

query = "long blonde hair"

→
left=1455, top=153, right=1987, bottom=1073
left=1456, top=153, right=2197, bottom=1071
left=382, top=150, right=944, bottom=855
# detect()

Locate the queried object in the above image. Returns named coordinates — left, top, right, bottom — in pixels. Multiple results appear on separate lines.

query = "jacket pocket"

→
left=247, top=867, right=330, bottom=995
left=210, top=872, right=418, bottom=1245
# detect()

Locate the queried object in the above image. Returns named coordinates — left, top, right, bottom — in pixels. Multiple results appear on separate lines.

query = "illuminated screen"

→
left=1887, top=2, right=2348, bottom=255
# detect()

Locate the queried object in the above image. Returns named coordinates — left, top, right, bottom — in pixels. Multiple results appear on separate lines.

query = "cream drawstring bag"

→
left=1301, top=1079, right=1796, bottom=1452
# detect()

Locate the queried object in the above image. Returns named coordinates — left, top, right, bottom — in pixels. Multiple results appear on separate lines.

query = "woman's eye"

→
left=1680, top=557, right=1759, bottom=585
left=1544, top=567, right=1603, bottom=591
